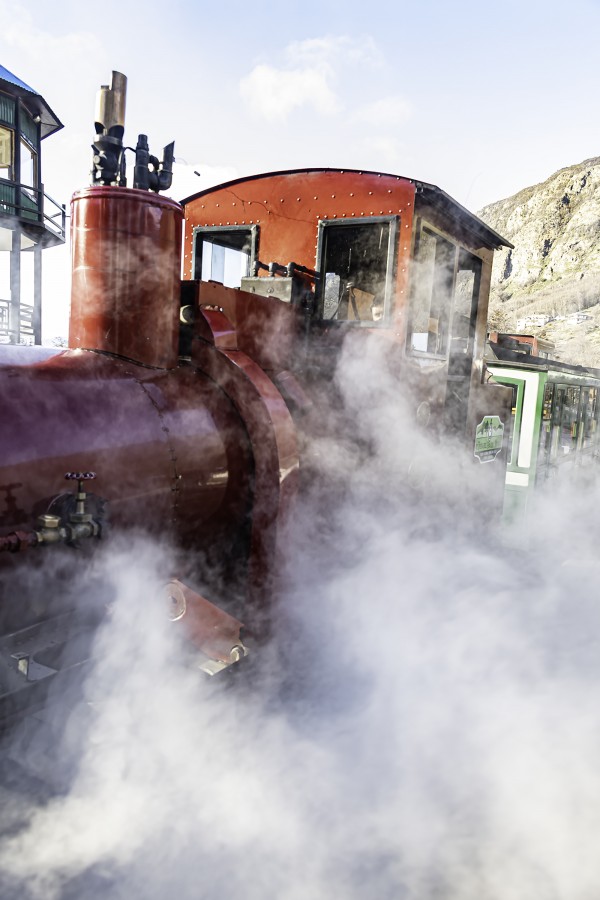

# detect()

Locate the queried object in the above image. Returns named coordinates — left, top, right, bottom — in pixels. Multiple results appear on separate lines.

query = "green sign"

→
left=474, top=415, right=504, bottom=463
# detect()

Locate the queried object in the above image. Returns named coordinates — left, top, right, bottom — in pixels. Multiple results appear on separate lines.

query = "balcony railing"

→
left=0, top=297, right=35, bottom=344
left=0, top=177, right=66, bottom=242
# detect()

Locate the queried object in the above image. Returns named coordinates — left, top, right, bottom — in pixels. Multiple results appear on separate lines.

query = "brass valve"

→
left=64, top=472, right=96, bottom=525
left=36, top=472, right=103, bottom=548
left=1, top=472, right=106, bottom=554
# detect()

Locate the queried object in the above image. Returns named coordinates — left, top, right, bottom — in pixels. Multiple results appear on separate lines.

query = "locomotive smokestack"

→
left=92, top=71, right=128, bottom=187
left=94, top=71, right=127, bottom=134
left=71, top=71, right=183, bottom=368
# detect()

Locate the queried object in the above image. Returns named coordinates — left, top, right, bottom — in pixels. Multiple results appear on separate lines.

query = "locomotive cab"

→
left=182, top=168, right=513, bottom=443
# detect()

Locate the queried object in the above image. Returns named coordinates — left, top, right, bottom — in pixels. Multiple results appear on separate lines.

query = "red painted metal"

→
left=0, top=349, right=252, bottom=549
left=193, top=279, right=301, bottom=374
left=70, top=186, right=183, bottom=368
left=183, top=168, right=416, bottom=337
left=192, top=306, right=299, bottom=627
left=167, top=579, right=246, bottom=665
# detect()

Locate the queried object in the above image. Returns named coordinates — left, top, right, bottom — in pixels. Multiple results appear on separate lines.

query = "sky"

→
left=2, top=0, right=600, bottom=340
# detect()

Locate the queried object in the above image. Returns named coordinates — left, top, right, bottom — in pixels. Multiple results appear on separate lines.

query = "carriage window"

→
left=0, top=125, right=13, bottom=180
left=581, top=388, right=599, bottom=449
left=194, top=227, right=256, bottom=288
left=409, top=225, right=457, bottom=355
left=318, top=218, right=396, bottom=323
left=560, top=386, right=581, bottom=455
left=536, top=382, right=554, bottom=476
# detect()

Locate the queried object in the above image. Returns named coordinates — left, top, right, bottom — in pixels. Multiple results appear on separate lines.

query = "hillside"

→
left=478, top=157, right=600, bottom=367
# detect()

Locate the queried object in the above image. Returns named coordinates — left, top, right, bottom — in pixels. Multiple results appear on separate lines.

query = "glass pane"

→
left=548, top=385, right=580, bottom=465
left=320, top=221, right=391, bottom=322
left=448, top=248, right=481, bottom=376
left=196, top=229, right=252, bottom=288
left=581, top=387, right=598, bottom=450
left=20, top=139, right=35, bottom=188
left=410, top=226, right=456, bottom=354
left=560, top=386, right=581, bottom=455
left=0, top=125, right=13, bottom=180
left=536, top=382, right=554, bottom=476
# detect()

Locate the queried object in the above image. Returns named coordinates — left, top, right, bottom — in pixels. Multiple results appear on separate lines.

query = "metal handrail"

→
left=0, top=177, right=66, bottom=241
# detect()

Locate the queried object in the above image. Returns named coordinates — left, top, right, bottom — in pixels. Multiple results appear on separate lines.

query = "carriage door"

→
left=445, top=249, right=482, bottom=430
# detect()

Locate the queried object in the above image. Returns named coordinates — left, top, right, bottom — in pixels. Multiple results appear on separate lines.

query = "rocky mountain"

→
left=478, top=157, right=600, bottom=367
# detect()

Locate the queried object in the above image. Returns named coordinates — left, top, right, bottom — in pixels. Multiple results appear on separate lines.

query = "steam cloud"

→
left=1, top=332, right=600, bottom=899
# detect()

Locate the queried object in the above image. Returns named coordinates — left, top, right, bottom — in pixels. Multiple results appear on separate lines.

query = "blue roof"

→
left=0, top=64, right=62, bottom=138
left=0, top=64, right=36, bottom=95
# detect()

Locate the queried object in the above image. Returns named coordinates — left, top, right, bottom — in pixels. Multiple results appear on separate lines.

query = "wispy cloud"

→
left=239, top=35, right=381, bottom=122
left=240, top=64, right=338, bottom=121
left=0, top=2, right=103, bottom=72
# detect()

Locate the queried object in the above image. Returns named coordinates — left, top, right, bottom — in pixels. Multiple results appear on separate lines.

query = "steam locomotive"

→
left=0, top=72, right=515, bottom=728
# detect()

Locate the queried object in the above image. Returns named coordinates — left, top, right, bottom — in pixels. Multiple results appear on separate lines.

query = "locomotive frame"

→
left=0, top=72, right=518, bottom=728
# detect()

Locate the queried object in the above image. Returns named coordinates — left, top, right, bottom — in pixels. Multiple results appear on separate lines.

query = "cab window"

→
left=317, top=217, right=397, bottom=323
left=409, top=224, right=456, bottom=355
left=193, top=226, right=256, bottom=288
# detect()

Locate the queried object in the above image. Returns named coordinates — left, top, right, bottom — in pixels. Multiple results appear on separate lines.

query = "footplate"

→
left=166, top=580, right=248, bottom=676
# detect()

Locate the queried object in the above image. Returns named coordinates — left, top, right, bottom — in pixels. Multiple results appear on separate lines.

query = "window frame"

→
left=0, top=123, right=14, bottom=181
left=192, top=224, right=258, bottom=286
left=315, top=215, right=399, bottom=325
left=407, top=219, right=461, bottom=360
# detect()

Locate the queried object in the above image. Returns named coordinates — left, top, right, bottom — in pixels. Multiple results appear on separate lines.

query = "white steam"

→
left=2, top=333, right=600, bottom=899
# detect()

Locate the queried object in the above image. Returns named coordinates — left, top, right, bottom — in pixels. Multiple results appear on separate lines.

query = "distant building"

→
left=515, top=314, right=553, bottom=331
left=488, top=332, right=555, bottom=359
left=0, top=64, right=65, bottom=344
left=566, top=312, right=591, bottom=325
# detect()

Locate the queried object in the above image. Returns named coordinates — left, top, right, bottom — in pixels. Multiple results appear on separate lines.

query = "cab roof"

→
left=181, top=167, right=513, bottom=251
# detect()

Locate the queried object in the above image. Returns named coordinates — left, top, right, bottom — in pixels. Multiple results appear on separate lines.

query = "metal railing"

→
left=0, top=299, right=8, bottom=339
left=0, top=298, right=35, bottom=344
left=0, top=177, right=66, bottom=242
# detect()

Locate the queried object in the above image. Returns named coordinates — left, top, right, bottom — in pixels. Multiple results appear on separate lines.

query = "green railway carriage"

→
left=487, top=341, right=600, bottom=524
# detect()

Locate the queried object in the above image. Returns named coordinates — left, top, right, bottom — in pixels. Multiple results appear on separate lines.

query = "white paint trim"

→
left=506, top=471, right=529, bottom=487
left=489, top=367, right=541, bottom=469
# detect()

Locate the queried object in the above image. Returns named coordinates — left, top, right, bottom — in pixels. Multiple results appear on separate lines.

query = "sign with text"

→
left=474, top=415, right=504, bottom=463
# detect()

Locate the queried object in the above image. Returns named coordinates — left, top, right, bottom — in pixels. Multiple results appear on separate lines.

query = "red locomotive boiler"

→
left=0, top=72, right=512, bottom=725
